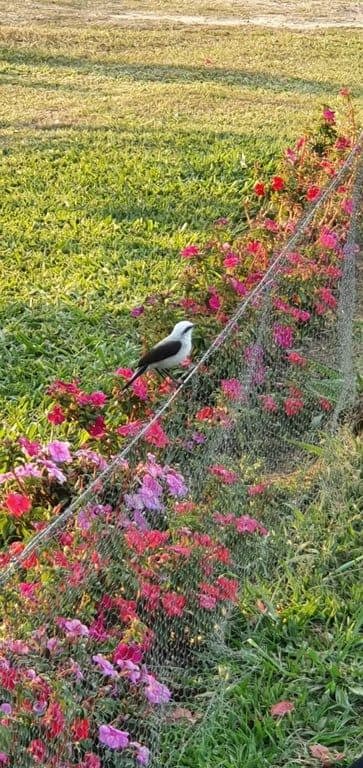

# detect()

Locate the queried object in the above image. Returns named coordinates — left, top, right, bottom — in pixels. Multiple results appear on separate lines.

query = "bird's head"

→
left=170, top=320, right=195, bottom=339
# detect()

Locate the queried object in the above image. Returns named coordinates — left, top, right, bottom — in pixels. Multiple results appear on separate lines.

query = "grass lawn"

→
left=161, top=436, right=363, bottom=767
left=0, top=17, right=362, bottom=431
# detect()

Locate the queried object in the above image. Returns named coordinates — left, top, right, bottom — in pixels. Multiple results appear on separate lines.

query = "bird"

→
left=122, top=320, right=194, bottom=391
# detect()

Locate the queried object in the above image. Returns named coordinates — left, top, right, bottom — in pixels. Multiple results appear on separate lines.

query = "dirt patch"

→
left=0, top=0, right=361, bottom=29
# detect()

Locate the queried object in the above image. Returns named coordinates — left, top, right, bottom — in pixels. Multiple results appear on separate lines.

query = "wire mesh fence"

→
left=0, top=137, right=361, bottom=768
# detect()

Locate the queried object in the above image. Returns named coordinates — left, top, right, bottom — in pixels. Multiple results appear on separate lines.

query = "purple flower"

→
left=92, top=654, right=118, bottom=678
left=139, top=476, right=163, bottom=510
left=273, top=323, right=294, bottom=349
left=131, top=743, right=151, bottom=766
left=165, top=472, right=188, bottom=498
left=130, top=306, right=145, bottom=317
left=192, top=432, right=206, bottom=444
left=117, top=659, right=142, bottom=684
left=144, top=674, right=171, bottom=705
left=99, top=725, right=129, bottom=750
left=0, top=703, right=12, bottom=715
left=39, top=459, right=67, bottom=484
left=76, top=449, right=108, bottom=470
left=47, top=440, right=72, bottom=463
left=63, top=619, right=89, bottom=639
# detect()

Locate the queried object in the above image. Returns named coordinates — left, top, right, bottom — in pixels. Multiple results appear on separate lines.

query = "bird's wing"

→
left=138, top=339, right=182, bottom=367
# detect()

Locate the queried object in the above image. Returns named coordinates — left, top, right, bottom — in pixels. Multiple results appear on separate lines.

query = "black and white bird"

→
left=122, top=320, right=194, bottom=391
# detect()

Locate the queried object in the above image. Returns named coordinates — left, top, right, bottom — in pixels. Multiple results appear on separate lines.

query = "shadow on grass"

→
left=1, top=47, right=359, bottom=96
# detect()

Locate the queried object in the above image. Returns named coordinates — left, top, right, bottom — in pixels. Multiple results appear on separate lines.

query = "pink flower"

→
left=47, top=404, right=66, bottom=424
left=0, top=755, right=8, bottom=766
left=341, top=197, right=353, bottom=215
left=19, top=437, right=41, bottom=456
left=270, top=700, right=294, bottom=717
left=221, top=378, right=244, bottom=401
left=144, top=421, right=169, bottom=448
left=306, top=185, right=321, bottom=202
left=81, top=754, right=102, bottom=768
left=322, top=107, right=336, bottom=124
left=223, top=252, right=239, bottom=269
left=87, top=415, right=106, bottom=439
left=284, top=397, right=304, bottom=417
left=4, top=492, right=31, bottom=518
left=247, top=483, right=267, bottom=496
left=0, top=703, right=12, bottom=715
left=319, top=226, right=339, bottom=250
left=286, top=351, right=307, bottom=367
left=261, top=394, right=278, bottom=413
left=284, top=147, right=297, bottom=165
left=198, top=593, right=217, bottom=610
left=180, top=245, right=200, bottom=259
left=264, top=218, right=279, bottom=233
left=273, top=323, right=294, bottom=349
left=117, top=420, right=143, bottom=437
left=144, top=675, right=171, bottom=705
left=47, top=440, right=72, bottom=463
left=161, top=592, right=186, bottom=617
left=99, top=725, right=129, bottom=750
left=216, top=576, right=239, bottom=602
left=132, top=378, right=148, bottom=400
left=271, top=175, right=285, bottom=191
left=229, top=278, right=247, bottom=296
left=253, top=182, right=265, bottom=196
left=88, top=390, right=107, bottom=407
left=130, top=305, right=144, bottom=317
left=209, top=465, right=238, bottom=485
left=208, top=291, right=221, bottom=312
left=235, top=516, right=268, bottom=535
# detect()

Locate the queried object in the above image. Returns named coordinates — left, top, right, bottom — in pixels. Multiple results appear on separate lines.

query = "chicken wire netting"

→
left=0, top=144, right=361, bottom=768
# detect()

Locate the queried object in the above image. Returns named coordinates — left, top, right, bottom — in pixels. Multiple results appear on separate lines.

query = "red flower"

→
left=209, top=465, right=238, bottom=485
left=161, top=592, right=187, bottom=617
left=87, top=415, right=106, bottom=439
left=286, top=351, right=307, bottom=367
left=81, top=755, right=102, bottom=768
left=319, top=397, right=332, bottom=412
left=27, top=739, right=47, bottom=764
left=253, top=182, right=265, bottom=196
left=72, top=717, right=90, bottom=741
left=208, top=291, right=222, bottom=312
left=261, top=394, right=278, bottom=413
left=271, top=175, right=285, bottom=191
left=47, top=403, right=66, bottom=424
left=284, top=397, right=304, bottom=417
left=140, top=582, right=161, bottom=611
left=125, top=529, right=169, bottom=555
left=247, top=483, right=267, bottom=496
left=215, top=576, right=239, bottom=603
left=88, top=391, right=107, bottom=407
left=44, top=701, right=65, bottom=738
left=144, top=421, right=169, bottom=448
left=5, top=492, right=31, bottom=518
left=306, top=185, right=321, bottom=202
left=117, top=420, right=143, bottom=437
left=113, top=643, right=144, bottom=664
left=180, top=245, right=200, bottom=259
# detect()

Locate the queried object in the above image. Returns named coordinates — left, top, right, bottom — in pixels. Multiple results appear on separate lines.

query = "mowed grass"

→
left=0, top=19, right=362, bottom=431
left=161, top=437, right=363, bottom=767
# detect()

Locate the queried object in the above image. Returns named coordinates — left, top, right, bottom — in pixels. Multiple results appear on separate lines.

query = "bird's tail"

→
left=121, top=366, right=147, bottom=391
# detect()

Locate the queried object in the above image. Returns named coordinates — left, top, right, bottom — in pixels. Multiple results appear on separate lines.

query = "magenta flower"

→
left=235, top=516, right=268, bottom=535
left=180, top=245, right=200, bottom=259
left=263, top=218, right=279, bottom=233
left=144, top=675, right=171, bottom=705
left=198, top=593, right=217, bottom=610
left=223, top=252, right=239, bottom=269
left=273, top=323, right=294, bottom=349
left=319, top=226, right=339, bottom=250
left=130, top=305, right=145, bottom=317
left=99, top=725, right=129, bottom=749
left=284, top=147, right=297, bottom=165
left=221, top=378, right=244, bottom=402
left=133, top=743, right=151, bottom=766
left=341, top=198, right=353, bottom=215
left=0, top=754, right=8, bottom=765
left=322, top=107, right=336, bottom=124
left=47, top=440, right=72, bottom=463
left=88, top=391, right=107, bottom=407
left=92, top=654, right=118, bottom=678
left=18, top=437, right=41, bottom=457
left=208, top=291, right=221, bottom=312
left=114, top=643, right=144, bottom=665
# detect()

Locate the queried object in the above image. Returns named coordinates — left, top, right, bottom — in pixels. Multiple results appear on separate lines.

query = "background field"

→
left=1, top=4, right=362, bottom=430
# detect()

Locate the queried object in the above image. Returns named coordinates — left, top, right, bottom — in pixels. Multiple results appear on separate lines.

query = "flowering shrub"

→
left=0, top=93, right=359, bottom=765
